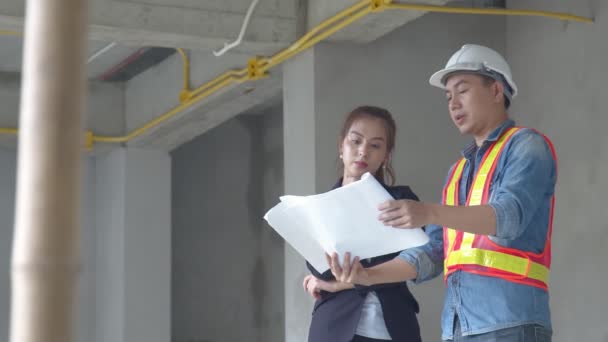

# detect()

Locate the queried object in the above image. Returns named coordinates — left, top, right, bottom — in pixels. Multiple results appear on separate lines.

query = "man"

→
left=329, top=44, right=557, bottom=341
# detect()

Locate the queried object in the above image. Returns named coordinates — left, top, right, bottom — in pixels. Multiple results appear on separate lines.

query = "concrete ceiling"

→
left=308, top=0, right=449, bottom=43
left=0, top=35, right=144, bottom=79
left=0, top=0, right=458, bottom=152
left=0, top=0, right=298, bottom=52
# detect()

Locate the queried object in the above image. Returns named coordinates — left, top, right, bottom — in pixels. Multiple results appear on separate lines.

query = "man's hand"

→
left=327, top=252, right=372, bottom=286
left=378, top=199, right=433, bottom=228
left=379, top=200, right=498, bottom=235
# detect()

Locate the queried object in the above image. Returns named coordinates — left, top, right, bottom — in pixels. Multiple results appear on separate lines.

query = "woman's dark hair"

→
left=338, top=105, right=397, bottom=185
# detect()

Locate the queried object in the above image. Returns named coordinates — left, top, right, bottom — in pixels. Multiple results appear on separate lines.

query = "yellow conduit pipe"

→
left=0, top=0, right=594, bottom=148
left=263, top=0, right=370, bottom=70
left=176, top=48, right=191, bottom=102
left=0, top=127, right=18, bottom=135
left=384, top=3, right=593, bottom=23
left=176, top=46, right=251, bottom=100
left=188, top=69, right=249, bottom=99
left=268, top=9, right=371, bottom=70
left=0, top=31, right=20, bottom=36
left=92, top=75, right=244, bottom=143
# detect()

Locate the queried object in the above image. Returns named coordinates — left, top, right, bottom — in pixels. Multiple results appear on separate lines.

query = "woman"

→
left=303, top=106, right=422, bottom=342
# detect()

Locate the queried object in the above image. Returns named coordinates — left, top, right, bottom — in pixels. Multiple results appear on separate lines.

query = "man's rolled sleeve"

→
left=398, top=223, right=444, bottom=284
left=488, top=130, right=556, bottom=241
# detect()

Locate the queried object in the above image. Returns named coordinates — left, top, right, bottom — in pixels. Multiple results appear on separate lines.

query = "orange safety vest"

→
left=442, top=127, right=557, bottom=291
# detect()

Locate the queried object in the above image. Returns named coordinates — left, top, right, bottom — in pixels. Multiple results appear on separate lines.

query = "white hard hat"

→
left=429, top=44, right=518, bottom=98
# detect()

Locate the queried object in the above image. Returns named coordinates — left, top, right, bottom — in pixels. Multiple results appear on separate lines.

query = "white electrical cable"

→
left=87, top=42, right=117, bottom=64
left=213, top=0, right=260, bottom=57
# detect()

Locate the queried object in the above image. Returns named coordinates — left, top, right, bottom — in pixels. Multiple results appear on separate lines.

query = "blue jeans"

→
left=351, top=335, right=391, bottom=342
left=448, top=317, right=552, bottom=342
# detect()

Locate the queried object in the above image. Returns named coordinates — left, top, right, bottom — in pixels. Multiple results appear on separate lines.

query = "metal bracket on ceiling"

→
left=370, top=0, right=393, bottom=12
left=246, top=56, right=268, bottom=81
left=213, top=0, right=261, bottom=57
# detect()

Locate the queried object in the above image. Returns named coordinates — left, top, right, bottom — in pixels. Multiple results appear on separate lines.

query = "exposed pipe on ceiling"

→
left=213, top=0, right=260, bottom=57
left=87, top=41, right=116, bottom=64
left=0, top=30, right=20, bottom=36
left=460, top=0, right=505, bottom=8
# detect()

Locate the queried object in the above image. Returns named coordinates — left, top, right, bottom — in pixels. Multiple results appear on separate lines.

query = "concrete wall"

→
left=0, top=148, right=17, bottom=340
left=281, top=12, right=505, bottom=342
left=507, top=1, right=608, bottom=340
left=171, top=109, right=284, bottom=342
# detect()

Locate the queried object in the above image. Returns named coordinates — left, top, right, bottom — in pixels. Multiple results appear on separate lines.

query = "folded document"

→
left=263, top=173, right=429, bottom=273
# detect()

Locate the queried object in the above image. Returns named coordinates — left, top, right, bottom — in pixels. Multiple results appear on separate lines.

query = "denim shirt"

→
left=399, top=120, right=557, bottom=340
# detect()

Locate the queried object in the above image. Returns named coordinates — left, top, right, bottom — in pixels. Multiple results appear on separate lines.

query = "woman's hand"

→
left=302, top=274, right=352, bottom=300
left=327, top=252, right=372, bottom=286
left=302, top=275, right=323, bottom=300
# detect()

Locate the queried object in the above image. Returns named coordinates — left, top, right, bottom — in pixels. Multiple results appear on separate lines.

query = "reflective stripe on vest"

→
left=442, top=127, right=555, bottom=291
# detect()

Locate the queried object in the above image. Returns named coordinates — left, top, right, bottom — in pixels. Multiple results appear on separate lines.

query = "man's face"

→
left=444, top=73, right=501, bottom=136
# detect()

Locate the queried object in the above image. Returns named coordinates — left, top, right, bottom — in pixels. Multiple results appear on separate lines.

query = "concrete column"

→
left=282, top=48, right=317, bottom=342
left=94, top=148, right=171, bottom=342
left=1, top=152, right=97, bottom=342
left=282, top=45, right=349, bottom=342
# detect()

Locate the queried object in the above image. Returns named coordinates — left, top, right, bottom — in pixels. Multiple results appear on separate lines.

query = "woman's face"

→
left=340, top=116, right=389, bottom=184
